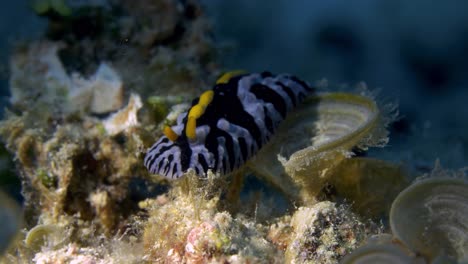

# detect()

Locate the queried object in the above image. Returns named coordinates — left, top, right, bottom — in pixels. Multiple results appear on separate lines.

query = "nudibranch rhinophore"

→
left=144, top=71, right=314, bottom=179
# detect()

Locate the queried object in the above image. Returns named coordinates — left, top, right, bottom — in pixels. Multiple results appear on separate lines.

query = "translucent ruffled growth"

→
left=249, top=87, right=394, bottom=204
left=389, top=164, right=468, bottom=262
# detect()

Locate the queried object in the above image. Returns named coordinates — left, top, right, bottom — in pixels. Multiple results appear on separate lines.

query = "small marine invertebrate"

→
left=389, top=169, right=468, bottom=262
left=252, top=90, right=391, bottom=203
left=144, top=71, right=314, bottom=179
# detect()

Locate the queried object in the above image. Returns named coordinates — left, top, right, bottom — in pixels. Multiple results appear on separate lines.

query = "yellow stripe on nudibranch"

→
left=216, top=70, right=246, bottom=84
left=185, top=90, right=214, bottom=140
left=199, top=89, right=214, bottom=105
left=186, top=117, right=197, bottom=140
left=163, top=125, right=179, bottom=141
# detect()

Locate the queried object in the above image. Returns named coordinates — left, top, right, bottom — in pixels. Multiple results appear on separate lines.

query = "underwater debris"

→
left=252, top=91, right=391, bottom=204
left=144, top=71, right=314, bottom=179
left=389, top=166, right=468, bottom=262
left=285, top=201, right=381, bottom=264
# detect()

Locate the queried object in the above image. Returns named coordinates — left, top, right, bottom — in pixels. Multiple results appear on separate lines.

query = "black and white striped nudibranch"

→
left=144, top=71, right=314, bottom=179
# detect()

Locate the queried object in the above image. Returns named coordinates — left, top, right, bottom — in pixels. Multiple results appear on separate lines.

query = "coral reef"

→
left=1, top=0, right=467, bottom=263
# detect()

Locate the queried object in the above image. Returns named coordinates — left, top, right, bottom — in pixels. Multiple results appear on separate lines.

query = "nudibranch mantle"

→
left=144, top=71, right=314, bottom=179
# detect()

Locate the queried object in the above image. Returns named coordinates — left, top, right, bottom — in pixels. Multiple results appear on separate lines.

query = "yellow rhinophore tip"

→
left=186, top=117, right=197, bottom=140
left=216, top=70, right=246, bottom=84
left=163, top=126, right=179, bottom=141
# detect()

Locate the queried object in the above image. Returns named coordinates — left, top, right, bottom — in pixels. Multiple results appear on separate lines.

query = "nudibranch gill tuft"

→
left=144, top=71, right=314, bottom=179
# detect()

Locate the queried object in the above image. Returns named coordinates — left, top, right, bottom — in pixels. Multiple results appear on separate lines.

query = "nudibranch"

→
left=144, top=71, right=314, bottom=179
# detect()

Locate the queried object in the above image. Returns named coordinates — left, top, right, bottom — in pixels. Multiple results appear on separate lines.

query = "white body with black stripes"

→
left=144, top=71, right=314, bottom=179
